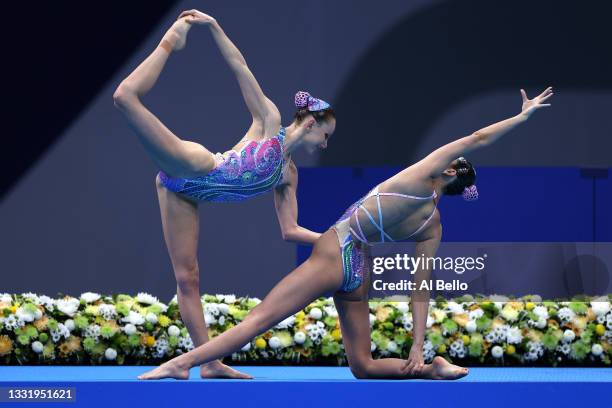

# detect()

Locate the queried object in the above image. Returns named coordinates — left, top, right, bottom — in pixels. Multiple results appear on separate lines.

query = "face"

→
left=302, top=117, right=336, bottom=153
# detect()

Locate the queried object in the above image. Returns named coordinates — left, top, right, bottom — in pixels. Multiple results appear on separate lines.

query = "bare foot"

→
left=161, top=18, right=192, bottom=51
left=200, top=361, right=253, bottom=379
left=429, top=356, right=469, bottom=380
left=137, top=360, right=190, bottom=380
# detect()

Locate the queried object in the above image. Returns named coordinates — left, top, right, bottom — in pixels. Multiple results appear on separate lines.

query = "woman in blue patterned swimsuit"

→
left=138, top=86, right=554, bottom=381
left=113, top=10, right=335, bottom=379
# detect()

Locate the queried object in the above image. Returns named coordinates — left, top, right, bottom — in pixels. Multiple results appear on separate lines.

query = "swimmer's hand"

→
left=401, top=343, right=425, bottom=376
left=178, top=9, right=217, bottom=25
left=520, top=86, right=553, bottom=118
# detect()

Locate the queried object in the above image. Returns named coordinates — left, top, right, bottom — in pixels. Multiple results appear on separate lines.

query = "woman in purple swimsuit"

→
left=113, top=10, right=335, bottom=379
left=138, top=86, right=554, bottom=381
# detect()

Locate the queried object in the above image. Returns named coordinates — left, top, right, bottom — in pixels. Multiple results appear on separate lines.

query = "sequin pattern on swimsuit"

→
left=158, top=128, right=286, bottom=202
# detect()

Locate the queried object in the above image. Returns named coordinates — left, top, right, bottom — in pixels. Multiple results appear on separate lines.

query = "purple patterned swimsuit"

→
left=158, top=127, right=286, bottom=202
left=332, top=185, right=437, bottom=293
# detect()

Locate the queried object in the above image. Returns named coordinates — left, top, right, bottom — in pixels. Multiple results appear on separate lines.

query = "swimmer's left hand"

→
left=520, top=86, right=554, bottom=118
left=178, top=9, right=217, bottom=25
left=402, top=344, right=425, bottom=376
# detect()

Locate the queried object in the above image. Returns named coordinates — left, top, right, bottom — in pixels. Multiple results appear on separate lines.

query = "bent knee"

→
left=112, top=83, right=139, bottom=110
left=349, top=359, right=375, bottom=379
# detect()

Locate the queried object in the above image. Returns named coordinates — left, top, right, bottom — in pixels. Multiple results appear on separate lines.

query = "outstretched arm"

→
left=418, top=87, right=553, bottom=177
left=179, top=10, right=279, bottom=124
left=274, top=161, right=322, bottom=244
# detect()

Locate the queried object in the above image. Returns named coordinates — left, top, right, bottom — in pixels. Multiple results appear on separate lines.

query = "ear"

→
left=304, top=117, right=316, bottom=130
left=443, top=168, right=456, bottom=177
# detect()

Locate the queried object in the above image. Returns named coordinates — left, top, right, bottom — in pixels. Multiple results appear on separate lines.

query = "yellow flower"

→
left=595, top=324, right=605, bottom=336
left=461, top=335, right=470, bottom=345
left=506, top=345, right=516, bottom=355
left=525, top=302, right=535, bottom=311
left=331, top=329, right=342, bottom=341
left=255, top=338, right=267, bottom=349
left=0, top=335, right=13, bottom=356
left=141, top=335, right=156, bottom=347
left=9, top=306, right=17, bottom=314
left=453, top=313, right=470, bottom=327
left=437, top=344, right=447, bottom=353
left=158, top=315, right=171, bottom=327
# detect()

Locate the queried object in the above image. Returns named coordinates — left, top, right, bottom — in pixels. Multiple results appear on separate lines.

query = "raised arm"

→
left=179, top=10, right=279, bottom=125
left=418, top=87, right=553, bottom=177
left=273, top=161, right=321, bottom=244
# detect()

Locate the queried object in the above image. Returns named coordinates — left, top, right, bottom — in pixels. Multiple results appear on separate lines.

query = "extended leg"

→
left=155, top=175, right=250, bottom=379
left=114, top=18, right=215, bottom=178
left=138, top=230, right=344, bottom=379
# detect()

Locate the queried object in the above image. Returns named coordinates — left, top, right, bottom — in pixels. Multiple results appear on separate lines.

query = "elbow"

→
left=281, top=227, right=298, bottom=242
left=112, top=83, right=137, bottom=110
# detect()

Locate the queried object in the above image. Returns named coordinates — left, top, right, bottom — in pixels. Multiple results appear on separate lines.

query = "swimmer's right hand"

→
left=178, top=9, right=217, bottom=25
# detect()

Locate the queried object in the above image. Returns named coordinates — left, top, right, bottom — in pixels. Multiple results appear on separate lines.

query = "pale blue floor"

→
left=0, top=366, right=610, bottom=382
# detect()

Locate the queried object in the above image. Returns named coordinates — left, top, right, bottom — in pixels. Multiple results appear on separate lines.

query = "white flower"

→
left=135, top=293, right=158, bottom=305
left=371, top=341, right=377, bottom=352
left=294, top=332, right=306, bottom=344
left=449, top=339, right=467, bottom=358
left=80, top=292, right=101, bottom=303
left=145, top=313, right=158, bottom=324
left=37, top=295, right=55, bottom=312
left=16, top=306, right=37, bottom=322
left=323, top=305, right=338, bottom=318
left=533, top=306, right=549, bottom=320
left=401, top=314, right=413, bottom=331
left=222, top=294, right=236, bottom=304
left=369, top=313, right=376, bottom=327
left=275, top=315, right=296, bottom=329
left=535, top=318, right=547, bottom=329
left=56, top=298, right=80, bottom=317
left=591, top=300, right=610, bottom=317
left=241, top=342, right=251, bottom=352
left=51, top=323, right=70, bottom=343
left=167, top=325, right=180, bottom=337
left=395, top=302, right=409, bottom=313
left=204, top=303, right=220, bottom=316
left=268, top=336, right=282, bottom=349
left=506, top=327, right=523, bottom=344
left=121, top=311, right=145, bottom=326
left=84, top=324, right=101, bottom=340
left=32, top=341, right=44, bottom=353
left=446, top=301, right=464, bottom=315
left=154, top=303, right=168, bottom=313
left=123, top=324, right=137, bottom=335
left=3, top=315, right=24, bottom=330
left=562, top=329, right=576, bottom=343
left=557, top=307, right=575, bottom=323
left=426, top=315, right=434, bottom=329
left=98, top=304, right=117, bottom=321
left=64, top=319, right=75, bottom=332
left=0, top=293, right=12, bottom=304
left=104, top=348, right=117, bottom=360
left=591, top=344, right=603, bottom=356
left=309, top=308, right=323, bottom=320
left=204, top=312, right=217, bottom=326
left=386, top=341, right=398, bottom=353
left=468, top=308, right=484, bottom=320
left=217, top=304, right=230, bottom=315
left=218, top=316, right=225, bottom=326
left=465, top=320, right=477, bottom=333
left=21, top=292, right=39, bottom=302
left=250, top=298, right=261, bottom=305
left=491, top=345, right=504, bottom=358
left=34, top=309, right=42, bottom=320
left=170, top=294, right=178, bottom=304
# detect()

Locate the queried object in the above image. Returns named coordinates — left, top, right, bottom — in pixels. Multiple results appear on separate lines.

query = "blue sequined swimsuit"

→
left=158, top=127, right=286, bottom=202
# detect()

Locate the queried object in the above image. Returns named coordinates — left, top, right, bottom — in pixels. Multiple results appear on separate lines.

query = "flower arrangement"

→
left=0, top=292, right=610, bottom=366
